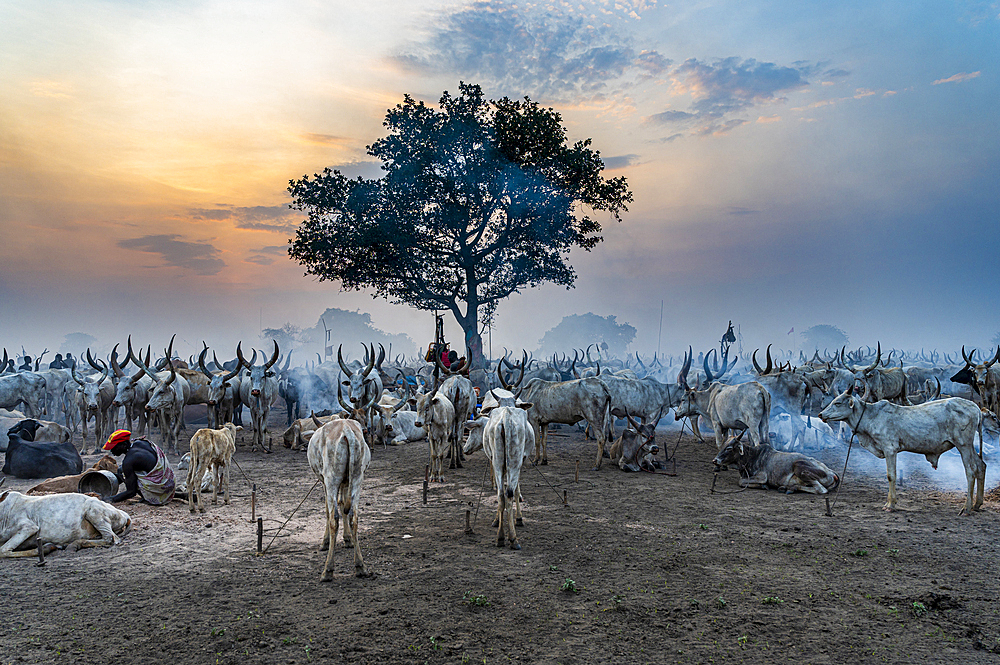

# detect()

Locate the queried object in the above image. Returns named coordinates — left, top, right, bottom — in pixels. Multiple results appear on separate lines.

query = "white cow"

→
left=819, top=389, right=986, bottom=514
left=0, top=488, right=132, bottom=557
left=307, top=418, right=372, bottom=580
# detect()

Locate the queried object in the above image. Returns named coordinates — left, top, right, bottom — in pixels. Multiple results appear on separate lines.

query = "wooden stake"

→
left=257, top=517, right=263, bottom=553
left=251, top=484, right=256, bottom=522
left=35, top=537, right=45, bottom=567
left=465, top=509, right=473, bottom=534
left=825, top=497, right=833, bottom=517
left=563, top=490, right=568, bottom=506
left=423, top=465, right=429, bottom=504
left=575, top=461, right=579, bottom=483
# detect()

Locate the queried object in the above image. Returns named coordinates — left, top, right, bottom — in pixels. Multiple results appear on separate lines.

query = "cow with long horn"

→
left=951, top=345, right=1000, bottom=419
left=673, top=348, right=771, bottom=451
left=237, top=341, right=280, bottom=453
left=198, top=345, right=242, bottom=429
left=435, top=351, right=475, bottom=468
left=132, top=337, right=191, bottom=455
left=70, top=357, right=115, bottom=454
left=112, top=339, right=153, bottom=438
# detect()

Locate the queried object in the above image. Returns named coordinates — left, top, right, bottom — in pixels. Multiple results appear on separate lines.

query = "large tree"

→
left=287, top=82, right=632, bottom=368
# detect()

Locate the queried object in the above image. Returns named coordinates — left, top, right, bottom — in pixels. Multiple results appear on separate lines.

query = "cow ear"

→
left=342, top=380, right=350, bottom=386
left=737, top=442, right=746, bottom=456
left=407, top=398, right=416, bottom=406
left=517, top=402, right=533, bottom=410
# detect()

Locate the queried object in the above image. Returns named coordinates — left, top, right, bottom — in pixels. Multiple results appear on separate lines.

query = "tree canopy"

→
left=287, top=82, right=632, bottom=367
left=801, top=324, right=849, bottom=352
left=536, top=313, right=637, bottom=358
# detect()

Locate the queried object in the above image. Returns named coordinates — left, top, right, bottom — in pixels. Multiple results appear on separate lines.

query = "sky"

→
left=1, top=0, right=998, bottom=362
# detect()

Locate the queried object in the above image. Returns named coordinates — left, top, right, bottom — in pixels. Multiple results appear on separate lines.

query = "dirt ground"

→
left=3, top=412, right=1000, bottom=665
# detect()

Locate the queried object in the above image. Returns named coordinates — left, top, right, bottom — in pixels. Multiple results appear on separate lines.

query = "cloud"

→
left=299, top=133, right=353, bottom=146
left=188, top=205, right=298, bottom=233
left=602, top=154, right=640, bottom=170
left=932, top=71, right=981, bottom=85
left=117, top=235, right=225, bottom=275
left=253, top=245, right=289, bottom=255
left=244, top=255, right=274, bottom=265
left=670, top=57, right=812, bottom=115
left=394, top=0, right=669, bottom=101
left=646, top=57, right=814, bottom=138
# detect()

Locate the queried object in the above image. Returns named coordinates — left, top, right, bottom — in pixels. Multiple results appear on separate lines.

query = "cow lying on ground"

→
left=1, top=417, right=71, bottom=451
left=0, top=486, right=132, bottom=557
left=25, top=456, right=119, bottom=495
left=307, top=418, right=372, bottom=580
left=712, top=427, right=840, bottom=494
left=3, top=430, right=83, bottom=479
left=282, top=412, right=337, bottom=451
left=186, top=423, right=240, bottom=513
left=608, top=410, right=663, bottom=472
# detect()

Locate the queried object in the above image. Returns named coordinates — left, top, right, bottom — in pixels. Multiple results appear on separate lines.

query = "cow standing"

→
left=307, top=418, right=372, bottom=580
left=237, top=342, right=280, bottom=452
left=819, top=388, right=985, bottom=514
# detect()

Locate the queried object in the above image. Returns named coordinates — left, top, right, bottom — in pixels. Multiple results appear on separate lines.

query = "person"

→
left=63, top=352, right=76, bottom=369
left=49, top=353, right=65, bottom=369
left=103, top=430, right=176, bottom=505
left=18, top=355, right=32, bottom=371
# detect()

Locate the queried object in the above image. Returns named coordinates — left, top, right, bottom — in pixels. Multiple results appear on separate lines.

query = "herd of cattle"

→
left=2, top=338, right=1000, bottom=577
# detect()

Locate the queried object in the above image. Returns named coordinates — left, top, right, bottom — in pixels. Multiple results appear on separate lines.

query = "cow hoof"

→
left=456, top=461, right=463, bottom=469
left=509, top=542, right=521, bottom=551
left=496, top=539, right=505, bottom=547
left=515, top=518, right=524, bottom=527
left=491, top=518, right=500, bottom=528
left=449, top=461, right=457, bottom=469
left=320, top=572, right=333, bottom=583
left=356, top=568, right=372, bottom=578
left=541, top=459, right=548, bottom=466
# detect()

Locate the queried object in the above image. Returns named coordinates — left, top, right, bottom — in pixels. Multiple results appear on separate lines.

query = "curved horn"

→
left=865, top=342, right=881, bottom=373
left=987, top=346, right=1000, bottom=368
left=337, top=382, right=352, bottom=413
left=337, top=344, right=353, bottom=377
left=625, top=408, right=641, bottom=432
left=392, top=372, right=411, bottom=413
left=764, top=344, right=773, bottom=376
left=110, top=344, right=126, bottom=378
left=282, top=348, right=292, bottom=373
left=310, top=411, right=323, bottom=429
left=86, top=348, right=102, bottom=371
left=703, top=350, right=715, bottom=384
left=198, top=346, right=214, bottom=378
left=132, top=344, right=159, bottom=385
left=70, top=363, right=86, bottom=386
left=497, top=363, right=513, bottom=391
left=96, top=358, right=110, bottom=385
left=264, top=340, right=280, bottom=369
left=360, top=343, right=376, bottom=378
left=376, top=343, right=386, bottom=369
left=237, top=343, right=257, bottom=369
left=752, top=349, right=764, bottom=374
left=165, top=334, right=176, bottom=365
left=163, top=360, right=176, bottom=386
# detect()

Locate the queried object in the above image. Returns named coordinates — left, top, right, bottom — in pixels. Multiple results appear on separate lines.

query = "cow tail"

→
left=501, top=422, right=513, bottom=499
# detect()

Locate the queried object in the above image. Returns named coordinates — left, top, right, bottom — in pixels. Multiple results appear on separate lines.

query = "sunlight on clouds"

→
left=932, top=71, right=981, bottom=85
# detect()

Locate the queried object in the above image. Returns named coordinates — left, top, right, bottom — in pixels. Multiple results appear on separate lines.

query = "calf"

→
left=387, top=410, right=425, bottom=445
left=306, top=418, right=372, bottom=580
left=819, top=388, right=985, bottom=514
left=0, top=490, right=132, bottom=557
left=186, top=423, right=240, bottom=513
left=3, top=431, right=83, bottom=479
left=411, top=390, right=456, bottom=482
left=713, top=429, right=840, bottom=494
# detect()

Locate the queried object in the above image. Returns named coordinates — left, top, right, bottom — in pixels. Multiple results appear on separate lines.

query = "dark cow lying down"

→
left=713, top=428, right=840, bottom=494
left=4, top=428, right=84, bottom=479
left=608, top=410, right=664, bottom=472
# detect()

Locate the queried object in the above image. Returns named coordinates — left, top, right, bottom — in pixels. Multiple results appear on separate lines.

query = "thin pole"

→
left=657, top=300, right=664, bottom=356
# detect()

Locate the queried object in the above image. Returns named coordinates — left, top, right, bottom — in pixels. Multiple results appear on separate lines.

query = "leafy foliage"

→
left=288, top=82, right=632, bottom=366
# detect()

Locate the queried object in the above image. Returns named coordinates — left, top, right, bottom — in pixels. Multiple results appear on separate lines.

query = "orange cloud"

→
left=932, top=71, right=980, bottom=85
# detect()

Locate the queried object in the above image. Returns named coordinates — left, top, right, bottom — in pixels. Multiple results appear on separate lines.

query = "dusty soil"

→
left=3, top=413, right=1000, bottom=665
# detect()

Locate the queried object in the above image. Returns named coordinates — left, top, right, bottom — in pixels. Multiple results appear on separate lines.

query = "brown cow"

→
left=25, top=456, right=119, bottom=495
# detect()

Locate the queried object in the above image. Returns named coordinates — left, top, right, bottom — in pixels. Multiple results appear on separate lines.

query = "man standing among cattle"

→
left=103, top=429, right=176, bottom=505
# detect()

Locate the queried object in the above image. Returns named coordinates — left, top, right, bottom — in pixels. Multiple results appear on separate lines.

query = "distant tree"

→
left=60, top=332, right=98, bottom=356
left=990, top=331, right=1000, bottom=350
left=261, top=323, right=305, bottom=353
left=288, top=82, right=632, bottom=369
left=298, top=308, right=415, bottom=361
left=536, top=313, right=636, bottom=358
left=801, top=325, right=849, bottom=353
